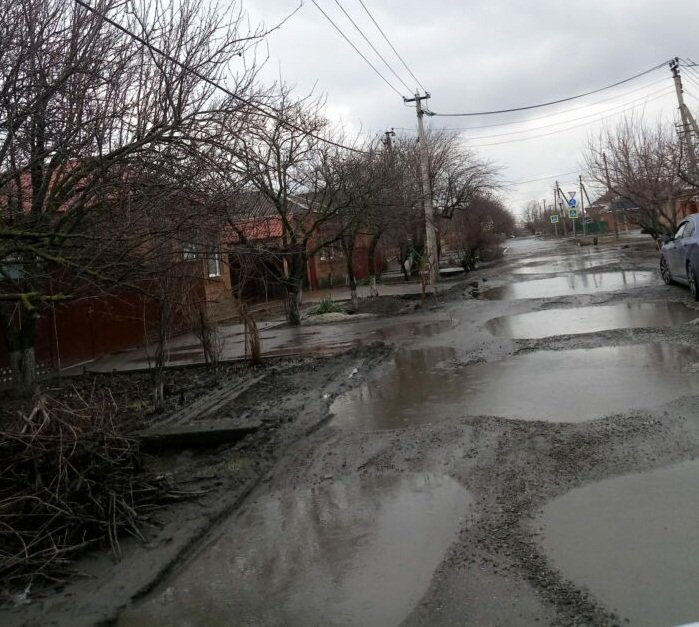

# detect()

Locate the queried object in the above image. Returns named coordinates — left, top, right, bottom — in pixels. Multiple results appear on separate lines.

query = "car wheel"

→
left=688, top=262, right=699, bottom=300
left=660, top=255, right=673, bottom=285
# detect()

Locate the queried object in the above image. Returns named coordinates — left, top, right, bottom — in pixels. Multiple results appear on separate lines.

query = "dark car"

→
left=659, top=213, right=699, bottom=299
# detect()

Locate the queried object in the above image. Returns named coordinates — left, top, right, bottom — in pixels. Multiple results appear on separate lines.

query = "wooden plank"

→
left=158, top=375, right=265, bottom=427
left=138, top=420, right=260, bottom=452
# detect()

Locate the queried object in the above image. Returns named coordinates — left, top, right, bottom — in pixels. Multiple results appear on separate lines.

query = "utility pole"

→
left=670, top=58, right=699, bottom=183
left=555, top=182, right=568, bottom=237
left=602, top=153, right=620, bottom=240
left=579, top=175, right=586, bottom=237
left=383, top=128, right=395, bottom=152
left=404, top=92, right=438, bottom=286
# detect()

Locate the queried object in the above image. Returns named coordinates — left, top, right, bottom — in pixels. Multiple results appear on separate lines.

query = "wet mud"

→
left=9, top=235, right=699, bottom=627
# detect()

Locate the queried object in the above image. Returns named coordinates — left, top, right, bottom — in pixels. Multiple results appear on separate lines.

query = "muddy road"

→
left=16, top=235, right=699, bottom=627
left=119, top=235, right=699, bottom=627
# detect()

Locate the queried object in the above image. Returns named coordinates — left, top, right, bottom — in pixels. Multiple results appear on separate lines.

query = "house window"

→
left=207, top=251, right=221, bottom=278
left=183, top=243, right=198, bottom=261
left=320, top=245, right=343, bottom=261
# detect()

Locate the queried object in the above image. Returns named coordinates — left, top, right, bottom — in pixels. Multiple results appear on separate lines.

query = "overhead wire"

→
left=73, top=0, right=370, bottom=154
left=355, top=0, right=427, bottom=93
left=467, top=87, right=673, bottom=147
left=427, top=60, right=671, bottom=117
left=447, top=85, right=672, bottom=142
left=330, top=0, right=413, bottom=94
left=503, top=170, right=582, bottom=186
left=393, top=75, right=669, bottom=132
left=310, top=0, right=407, bottom=98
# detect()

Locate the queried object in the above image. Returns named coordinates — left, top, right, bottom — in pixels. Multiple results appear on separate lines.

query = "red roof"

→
left=223, top=216, right=284, bottom=243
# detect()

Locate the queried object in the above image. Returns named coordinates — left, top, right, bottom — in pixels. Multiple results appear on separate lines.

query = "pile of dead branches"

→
left=0, top=390, right=169, bottom=587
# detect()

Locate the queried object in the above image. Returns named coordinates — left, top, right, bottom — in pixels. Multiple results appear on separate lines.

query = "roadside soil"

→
left=4, top=234, right=699, bottom=626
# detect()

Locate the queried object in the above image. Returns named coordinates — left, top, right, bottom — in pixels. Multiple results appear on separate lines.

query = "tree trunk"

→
left=367, top=231, right=382, bottom=297
left=286, top=285, right=302, bottom=326
left=9, top=347, right=37, bottom=396
left=284, top=248, right=306, bottom=326
left=1, top=307, right=38, bottom=396
left=341, top=238, right=358, bottom=311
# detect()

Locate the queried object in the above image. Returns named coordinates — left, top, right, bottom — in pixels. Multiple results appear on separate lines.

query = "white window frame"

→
left=207, top=251, right=222, bottom=278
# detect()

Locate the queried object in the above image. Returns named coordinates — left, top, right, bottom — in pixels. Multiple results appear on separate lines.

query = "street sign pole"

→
left=567, top=195, right=578, bottom=238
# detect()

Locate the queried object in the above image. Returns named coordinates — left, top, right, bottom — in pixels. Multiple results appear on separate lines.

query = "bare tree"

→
left=0, top=0, right=263, bottom=392
left=227, top=87, right=371, bottom=325
left=445, top=194, right=515, bottom=269
left=585, top=116, right=688, bottom=240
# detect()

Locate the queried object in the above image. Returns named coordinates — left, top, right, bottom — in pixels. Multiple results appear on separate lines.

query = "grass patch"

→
left=309, top=298, right=344, bottom=315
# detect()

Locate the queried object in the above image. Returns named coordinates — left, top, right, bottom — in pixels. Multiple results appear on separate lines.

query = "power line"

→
left=330, top=0, right=413, bottom=94
left=457, top=85, right=672, bottom=141
left=356, top=0, right=427, bottom=93
left=504, top=170, right=581, bottom=186
left=311, top=0, right=406, bottom=98
left=394, top=75, right=669, bottom=132
left=428, top=60, right=670, bottom=117
left=73, top=0, right=370, bottom=154
left=396, top=86, right=673, bottom=145
left=467, top=87, right=672, bottom=147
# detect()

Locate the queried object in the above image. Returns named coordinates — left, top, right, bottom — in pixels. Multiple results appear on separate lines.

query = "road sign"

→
left=550, top=215, right=559, bottom=224
left=568, top=191, right=576, bottom=199
left=568, top=197, right=578, bottom=208
left=568, top=208, right=579, bottom=219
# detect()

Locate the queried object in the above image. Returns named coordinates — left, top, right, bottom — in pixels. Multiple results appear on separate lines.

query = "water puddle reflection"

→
left=331, top=344, right=699, bottom=428
left=513, top=259, right=610, bottom=275
left=486, top=303, right=699, bottom=339
left=483, top=271, right=657, bottom=300
left=539, top=459, right=699, bottom=627
left=118, top=474, right=471, bottom=627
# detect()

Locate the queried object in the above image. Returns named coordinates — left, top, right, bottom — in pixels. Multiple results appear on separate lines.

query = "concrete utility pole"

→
left=670, top=58, right=699, bottom=183
left=579, top=175, right=586, bottom=236
left=404, top=92, right=439, bottom=286
left=383, top=128, right=395, bottom=152
left=555, top=182, right=568, bottom=237
left=602, top=153, right=620, bottom=240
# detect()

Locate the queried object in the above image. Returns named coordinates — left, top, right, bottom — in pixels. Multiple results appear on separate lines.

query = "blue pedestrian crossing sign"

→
left=550, top=215, right=559, bottom=224
left=568, top=197, right=578, bottom=208
left=568, top=208, right=579, bottom=219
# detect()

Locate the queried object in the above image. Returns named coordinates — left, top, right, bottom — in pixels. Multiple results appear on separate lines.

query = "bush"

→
left=0, top=392, right=176, bottom=588
left=309, top=298, right=344, bottom=315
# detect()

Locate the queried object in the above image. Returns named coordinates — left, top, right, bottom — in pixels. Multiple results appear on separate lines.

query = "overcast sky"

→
left=244, top=0, right=699, bottom=213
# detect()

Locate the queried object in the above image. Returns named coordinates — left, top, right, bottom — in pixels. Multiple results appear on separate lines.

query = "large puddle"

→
left=512, top=253, right=619, bottom=275
left=331, top=344, right=699, bottom=428
left=538, top=459, right=699, bottom=627
left=486, top=303, right=699, bottom=339
left=483, top=271, right=658, bottom=300
left=118, top=474, right=471, bottom=627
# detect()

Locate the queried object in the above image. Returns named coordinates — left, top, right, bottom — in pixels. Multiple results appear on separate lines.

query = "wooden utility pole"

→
left=404, top=92, right=438, bottom=286
left=602, top=153, right=620, bottom=240
left=670, top=58, right=699, bottom=183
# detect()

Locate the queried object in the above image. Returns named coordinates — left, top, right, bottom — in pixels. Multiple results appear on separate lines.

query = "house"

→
left=0, top=167, right=228, bottom=374
left=222, top=192, right=386, bottom=294
left=586, top=191, right=642, bottom=233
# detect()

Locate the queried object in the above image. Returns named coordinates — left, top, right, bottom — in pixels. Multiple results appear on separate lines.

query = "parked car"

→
left=659, top=213, right=699, bottom=299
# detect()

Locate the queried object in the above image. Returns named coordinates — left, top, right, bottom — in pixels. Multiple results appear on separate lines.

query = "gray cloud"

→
left=245, top=0, right=699, bottom=209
